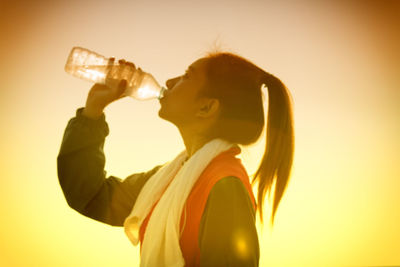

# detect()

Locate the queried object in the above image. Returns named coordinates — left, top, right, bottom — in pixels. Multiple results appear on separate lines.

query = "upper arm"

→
left=82, top=164, right=163, bottom=226
left=199, top=176, right=259, bottom=267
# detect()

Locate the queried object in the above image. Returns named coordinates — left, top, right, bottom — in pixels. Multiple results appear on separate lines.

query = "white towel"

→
left=124, top=138, right=236, bottom=267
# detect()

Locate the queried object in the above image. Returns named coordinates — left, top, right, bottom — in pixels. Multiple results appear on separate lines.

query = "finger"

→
left=120, top=60, right=133, bottom=83
left=117, top=59, right=127, bottom=80
left=126, top=61, right=136, bottom=76
left=125, top=64, right=135, bottom=86
left=118, top=79, right=127, bottom=95
left=106, top=57, right=117, bottom=80
left=105, top=57, right=115, bottom=79
left=126, top=61, right=136, bottom=69
left=108, top=57, right=115, bottom=65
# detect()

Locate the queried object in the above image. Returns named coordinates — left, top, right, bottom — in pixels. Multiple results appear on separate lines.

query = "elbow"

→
left=57, top=170, right=83, bottom=212
left=61, top=190, right=87, bottom=214
left=56, top=156, right=100, bottom=213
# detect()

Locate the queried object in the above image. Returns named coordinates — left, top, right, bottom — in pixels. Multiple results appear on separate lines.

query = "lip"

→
left=160, top=90, right=169, bottom=101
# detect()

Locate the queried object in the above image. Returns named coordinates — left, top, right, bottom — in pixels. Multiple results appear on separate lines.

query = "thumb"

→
left=118, top=79, right=127, bottom=95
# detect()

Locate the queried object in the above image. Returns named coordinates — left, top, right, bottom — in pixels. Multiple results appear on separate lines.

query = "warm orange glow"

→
left=233, top=228, right=252, bottom=261
left=0, top=0, right=399, bottom=266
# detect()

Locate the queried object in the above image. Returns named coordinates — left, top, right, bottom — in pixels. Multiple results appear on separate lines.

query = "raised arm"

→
left=57, top=107, right=163, bottom=226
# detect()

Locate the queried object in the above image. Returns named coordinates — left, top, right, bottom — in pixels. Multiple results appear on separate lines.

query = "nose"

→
left=165, top=76, right=180, bottom=90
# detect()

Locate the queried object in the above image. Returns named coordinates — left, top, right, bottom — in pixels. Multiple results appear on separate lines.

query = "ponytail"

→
left=251, top=71, right=295, bottom=227
left=201, top=51, right=295, bottom=227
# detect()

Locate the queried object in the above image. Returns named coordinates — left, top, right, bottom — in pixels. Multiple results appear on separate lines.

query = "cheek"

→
left=165, top=86, right=193, bottom=108
left=162, top=94, right=197, bottom=121
left=161, top=81, right=200, bottom=116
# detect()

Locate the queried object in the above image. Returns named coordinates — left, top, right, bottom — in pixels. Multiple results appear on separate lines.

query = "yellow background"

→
left=0, top=0, right=399, bottom=266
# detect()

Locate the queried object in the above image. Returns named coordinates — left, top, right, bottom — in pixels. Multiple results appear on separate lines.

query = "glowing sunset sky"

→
left=0, top=0, right=399, bottom=266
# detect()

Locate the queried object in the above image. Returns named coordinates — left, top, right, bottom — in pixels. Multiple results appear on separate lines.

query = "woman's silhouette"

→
left=57, top=51, right=295, bottom=266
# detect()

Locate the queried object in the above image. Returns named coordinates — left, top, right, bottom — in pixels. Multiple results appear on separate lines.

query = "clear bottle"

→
left=64, top=46, right=166, bottom=100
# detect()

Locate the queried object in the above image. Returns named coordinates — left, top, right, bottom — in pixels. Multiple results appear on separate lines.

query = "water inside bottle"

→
left=65, top=62, right=165, bottom=100
left=67, top=64, right=109, bottom=84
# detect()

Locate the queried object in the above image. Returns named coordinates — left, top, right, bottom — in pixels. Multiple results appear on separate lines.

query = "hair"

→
left=198, top=51, right=295, bottom=227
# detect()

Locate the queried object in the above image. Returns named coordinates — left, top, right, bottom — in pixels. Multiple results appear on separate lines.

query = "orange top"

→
left=138, top=146, right=256, bottom=266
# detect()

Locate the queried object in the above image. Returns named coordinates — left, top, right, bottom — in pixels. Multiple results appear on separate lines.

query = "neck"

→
left=178, top=128, right=213, bottom=159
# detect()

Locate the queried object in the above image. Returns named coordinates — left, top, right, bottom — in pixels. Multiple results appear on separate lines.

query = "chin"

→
left=158, top=109, right=177, bottom=126
left=158, top=108, right=164, bottom=118
left=158, top=106, right=168, bottom=120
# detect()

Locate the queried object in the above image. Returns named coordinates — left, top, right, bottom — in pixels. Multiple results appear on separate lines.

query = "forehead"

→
left=188, top=58, right=208, bottom=74
left=188, top=58, right=209, bottom=98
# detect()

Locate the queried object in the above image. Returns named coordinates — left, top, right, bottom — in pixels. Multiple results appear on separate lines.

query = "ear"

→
left=196, top=98, right=220, bottom=118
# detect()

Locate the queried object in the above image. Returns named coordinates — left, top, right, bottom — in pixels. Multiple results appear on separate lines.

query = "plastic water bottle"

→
left=64, top=46, right=166, bottom=100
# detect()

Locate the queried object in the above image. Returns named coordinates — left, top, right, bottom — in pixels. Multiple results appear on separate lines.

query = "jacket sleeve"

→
left=198, top=176, right=260, bottom=267
left=57, top=107, right=163, bottom=226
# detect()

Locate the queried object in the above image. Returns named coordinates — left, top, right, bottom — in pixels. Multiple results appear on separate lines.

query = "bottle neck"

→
left=158, top=86, right=167, bottom=100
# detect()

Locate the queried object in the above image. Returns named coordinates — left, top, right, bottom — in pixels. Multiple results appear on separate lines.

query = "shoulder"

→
left=208, top=176, right=254, bottom=212
left=213, top=176, right=244, bottom=188
left=200, top=174, right=257, bottom=230
left=201, top=176, right=256, bottom=227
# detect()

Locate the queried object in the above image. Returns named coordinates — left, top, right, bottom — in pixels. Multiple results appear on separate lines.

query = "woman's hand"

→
left=105, top=58, right=136, bottom=94
left=83, top=58, right=136, bottom=119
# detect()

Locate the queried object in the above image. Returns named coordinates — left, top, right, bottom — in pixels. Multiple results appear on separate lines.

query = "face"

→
left=158, top=57, right=219, bottom=128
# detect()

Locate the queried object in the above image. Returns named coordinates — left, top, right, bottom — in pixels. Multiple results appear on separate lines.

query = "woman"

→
left=57, top=51, right=295, bottom=266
